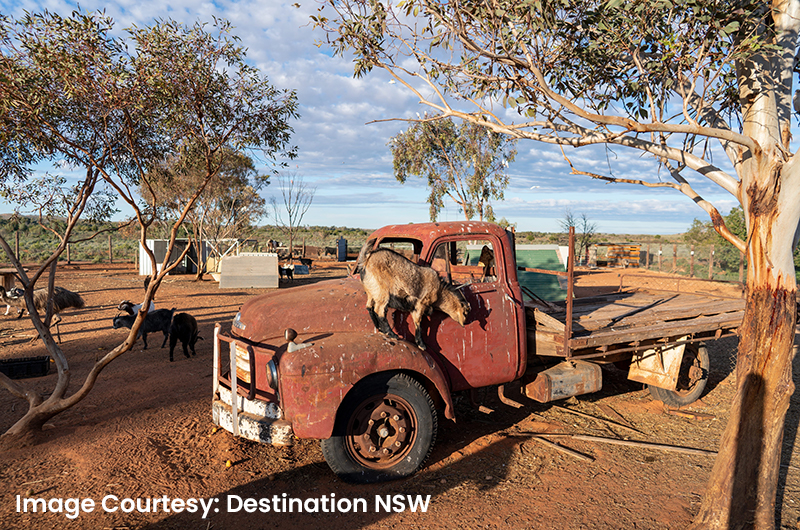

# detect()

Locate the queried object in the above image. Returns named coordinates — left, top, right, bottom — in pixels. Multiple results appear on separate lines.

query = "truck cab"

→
left=212, top=221, right=525, bottom=483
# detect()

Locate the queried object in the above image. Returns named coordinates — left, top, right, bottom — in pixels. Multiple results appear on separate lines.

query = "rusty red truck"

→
left=212, top=221, right=743, bottom=483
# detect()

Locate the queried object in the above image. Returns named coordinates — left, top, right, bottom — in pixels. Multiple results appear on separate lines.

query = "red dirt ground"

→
left=0, top=262, right=798, bottom=529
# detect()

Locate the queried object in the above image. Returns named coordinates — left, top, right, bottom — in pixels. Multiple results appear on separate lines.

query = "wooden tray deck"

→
left=527, top=290, right=744, bottom=357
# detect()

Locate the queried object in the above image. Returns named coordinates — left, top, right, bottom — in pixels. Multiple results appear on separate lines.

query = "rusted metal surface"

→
left=628, top=339, right=688, bottom=389
left=564, top=227, right=575, bottom=359
left=344, top=392, right=417, bottom=469
left=215, top=219, right=749, bottom=450
left=278, top=332, right=454, bottom=439
left=524, top=360, right=602, bottom=403
left=212, top=386, right=292, bottom=446
left=367, top=221, right=528, bottom=387
left=497, top=385, right=523, bottom=408
left=217, top=324, right=454, bottom=440
left=215, top=221, right=531, bottom=441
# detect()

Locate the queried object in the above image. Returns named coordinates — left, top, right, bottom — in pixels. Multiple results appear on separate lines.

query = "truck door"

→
left=415, top=236, right=522, bottom=391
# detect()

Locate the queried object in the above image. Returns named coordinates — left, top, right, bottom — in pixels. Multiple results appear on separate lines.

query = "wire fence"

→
left=0, top=230, right=140, bottom=266
left=636, top=242, right=744, bottom=282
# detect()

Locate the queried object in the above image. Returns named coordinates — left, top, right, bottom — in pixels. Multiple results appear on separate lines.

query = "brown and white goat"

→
left=357, top=245, right=470, bottom=350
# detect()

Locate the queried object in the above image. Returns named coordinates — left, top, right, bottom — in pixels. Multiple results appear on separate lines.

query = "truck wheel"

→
left=649, top=343, right=709, bottom=408
left=321, top=372, right=438, bottom=484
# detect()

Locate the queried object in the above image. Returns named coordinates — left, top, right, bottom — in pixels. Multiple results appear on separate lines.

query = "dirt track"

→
left=0, top=262, right=798, bottom=529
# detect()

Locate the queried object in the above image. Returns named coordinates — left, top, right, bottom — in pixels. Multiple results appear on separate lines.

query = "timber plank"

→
left=568, top=311, right=743, bottom=349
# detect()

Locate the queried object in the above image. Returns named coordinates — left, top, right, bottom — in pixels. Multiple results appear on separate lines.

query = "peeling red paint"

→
left=222, top=221, right=527, bottom=440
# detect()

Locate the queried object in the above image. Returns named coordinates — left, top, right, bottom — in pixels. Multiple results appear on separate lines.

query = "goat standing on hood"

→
left=356, top=244, right=470, bottom=350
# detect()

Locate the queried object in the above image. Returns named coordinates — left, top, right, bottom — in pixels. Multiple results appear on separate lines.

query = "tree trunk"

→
left=1, top=403, right=59, bottom=448
left=193, top=238, right=205, bottom=281
left=692, top=211, right=796, bottom=529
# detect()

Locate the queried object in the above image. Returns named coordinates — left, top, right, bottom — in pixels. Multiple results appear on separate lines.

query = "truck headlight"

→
left=232, top=312, right=246, bottom=331
left=265, top=359, right=278, bottom=390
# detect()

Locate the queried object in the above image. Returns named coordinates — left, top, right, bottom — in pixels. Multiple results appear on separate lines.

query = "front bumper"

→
left=212, top=386, right=293, bottom=445
left=212, top=324, right=293, bottom=446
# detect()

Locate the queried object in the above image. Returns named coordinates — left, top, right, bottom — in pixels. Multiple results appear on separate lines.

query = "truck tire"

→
left=649, top=343, right=709, bottom=408
left=321, top=372, right=438, bottom=483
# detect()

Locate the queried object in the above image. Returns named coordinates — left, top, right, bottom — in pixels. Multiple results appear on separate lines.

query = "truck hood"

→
left=232, top=276, right=372, bottom=344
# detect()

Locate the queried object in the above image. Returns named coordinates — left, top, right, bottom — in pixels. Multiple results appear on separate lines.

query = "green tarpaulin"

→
left=466, top=244, right=567, bottom=302
left=514, top=245, right=567, bottom=302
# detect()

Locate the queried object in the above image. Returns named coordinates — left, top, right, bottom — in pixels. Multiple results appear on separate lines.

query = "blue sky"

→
left=1, top=0, right=742, bottom=234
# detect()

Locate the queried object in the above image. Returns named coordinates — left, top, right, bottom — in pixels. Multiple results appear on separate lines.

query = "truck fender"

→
left=278, top=332, right=454, bottom=440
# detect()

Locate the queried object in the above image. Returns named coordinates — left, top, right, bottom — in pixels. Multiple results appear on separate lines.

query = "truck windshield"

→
left=376, top=239, right=422, bottom=262
left=431, top=240, right=497, bottom=284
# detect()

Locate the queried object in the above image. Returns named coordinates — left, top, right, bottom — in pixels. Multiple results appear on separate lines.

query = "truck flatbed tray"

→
left=527, top=290, right=744, bottom=357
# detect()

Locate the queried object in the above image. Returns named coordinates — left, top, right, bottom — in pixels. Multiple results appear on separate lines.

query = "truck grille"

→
left=234, top=344, right=252, bottom=384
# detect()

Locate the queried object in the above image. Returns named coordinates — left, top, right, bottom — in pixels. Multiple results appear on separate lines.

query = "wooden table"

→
left=0, top=268, right=20, bottom=291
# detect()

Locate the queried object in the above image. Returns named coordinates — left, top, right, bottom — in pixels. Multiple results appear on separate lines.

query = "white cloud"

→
left=0, top=0, right=746, bottom=234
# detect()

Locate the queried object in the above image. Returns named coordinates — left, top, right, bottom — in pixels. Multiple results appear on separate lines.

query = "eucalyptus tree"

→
left=389, top=117, right=516, bottom=221
left=142, top=146, right=269, bottom=280
left=315, top=0, right=800, bottom=527
left=0, top=11, right=297, bottom=442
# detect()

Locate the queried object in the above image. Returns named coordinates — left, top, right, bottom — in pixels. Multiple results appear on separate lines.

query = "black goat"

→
left=117, top=275, right=156, bottom=315
left=279, top=264, right=294, bottom=281
left=112, top=308, right=175, bottom=351
left=356, top=245, right=470, bottom=350
left=168, top=312, right=202, bottom=362
left=117, top=299, right=155, bottom=315
left=1, top=286, right=85, bottom=342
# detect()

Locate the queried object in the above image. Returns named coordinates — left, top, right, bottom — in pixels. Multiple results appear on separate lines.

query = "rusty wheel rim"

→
left=675, top=347, right=704, bottom=395
left=344, top=393, right=418, bottom=470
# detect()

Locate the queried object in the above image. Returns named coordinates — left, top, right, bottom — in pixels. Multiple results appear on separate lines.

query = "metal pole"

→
left=708, top=245, right=715, bottom=280
left=564, top=227, right=575, bottom=360
left=658, top=244, right=663, bottom=271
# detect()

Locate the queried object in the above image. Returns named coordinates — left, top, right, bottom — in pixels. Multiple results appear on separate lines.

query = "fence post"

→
left=690, top=244, right=695, bottom=277
left=672, top=243, right=677, bottom=270
left=658, top=244, right=663, bottom=271
left=15, top=231, right=19, bottom=260
left=67, top=243, right=71, bottom=264
left=108, top=234, right=113, bottom=263
left=708, top=245, right=715, bottom=280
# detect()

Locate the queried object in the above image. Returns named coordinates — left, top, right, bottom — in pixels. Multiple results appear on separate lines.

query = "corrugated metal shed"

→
left=139, top=239, right=203, bottom=275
